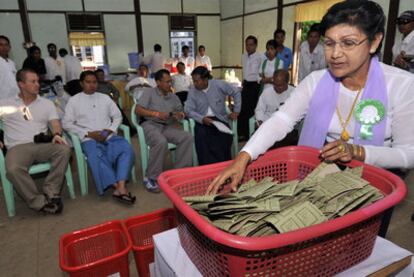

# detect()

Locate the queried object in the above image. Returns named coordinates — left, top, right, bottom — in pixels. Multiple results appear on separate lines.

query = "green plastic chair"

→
left=131, top=103, right=192, bottom=178
left=0, top=123, right=75, bottom=217
left=249, top=116, right=256, bottom=138
left=69, top=124, right=137, bottom=196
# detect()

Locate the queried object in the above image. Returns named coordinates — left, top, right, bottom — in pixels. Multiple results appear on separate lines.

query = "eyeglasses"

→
left=22, top=106, right=32, bottom=121
left=323, top=37, right=369, bottom=51
left=397, top=19, right=413, bottom=25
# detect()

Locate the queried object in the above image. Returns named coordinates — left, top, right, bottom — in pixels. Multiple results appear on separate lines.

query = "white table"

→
left=150, top=228, right=413, bottom=277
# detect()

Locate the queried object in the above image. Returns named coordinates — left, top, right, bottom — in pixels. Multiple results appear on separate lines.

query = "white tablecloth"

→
left=151, top=228, right=413, bottom=277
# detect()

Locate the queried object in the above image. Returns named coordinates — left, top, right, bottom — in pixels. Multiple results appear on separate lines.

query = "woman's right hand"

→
left=206, top=152, right=251, bottom=194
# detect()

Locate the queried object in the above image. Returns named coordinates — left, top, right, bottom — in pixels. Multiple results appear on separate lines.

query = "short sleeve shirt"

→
left=0, top=95, right=58, bottom=148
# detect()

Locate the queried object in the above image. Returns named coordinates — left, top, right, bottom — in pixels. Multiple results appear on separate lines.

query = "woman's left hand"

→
left=320, top=140, right=353, bottom=163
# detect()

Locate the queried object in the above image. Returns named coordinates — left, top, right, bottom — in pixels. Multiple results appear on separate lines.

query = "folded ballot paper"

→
left=183, top=163, right=383, bottom=237
left=211, top=120, right=233, bottom=135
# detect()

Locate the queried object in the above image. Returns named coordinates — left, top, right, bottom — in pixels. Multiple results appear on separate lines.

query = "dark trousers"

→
left=238, top=81, right=260, bottom=140
left=195, top=122, right=233, bottom=165
left=176, top=91, right=188, bottom=106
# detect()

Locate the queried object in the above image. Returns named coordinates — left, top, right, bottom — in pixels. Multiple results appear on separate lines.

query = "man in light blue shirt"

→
left=274, top=29, right=293, bottom=70
left=185, top=66, right=241, bottom=165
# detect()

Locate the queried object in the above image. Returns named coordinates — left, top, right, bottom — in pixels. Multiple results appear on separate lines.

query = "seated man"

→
left=185, top=66, right=241, bottom=165
left=0, top=69, right=71, bottom=214
left=172, top=62, right=192, bottom=105
left=136, top=69, right=193, bottom=192
left=255, top=69, right=294, bottom=125
left=254, top=69, right=298, bottom=148
left=62, top=71, right=136, bottom=205
left=125, top=64, right=156, bottom=102
left=95, top=69, right=120, bottom=102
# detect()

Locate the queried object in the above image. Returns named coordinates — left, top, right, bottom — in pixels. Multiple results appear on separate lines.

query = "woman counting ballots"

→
left=207, top=0, right=414, bottom=236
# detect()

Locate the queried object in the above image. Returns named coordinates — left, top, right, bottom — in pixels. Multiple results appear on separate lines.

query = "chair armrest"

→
left=118, top=124, right=131, bottom=144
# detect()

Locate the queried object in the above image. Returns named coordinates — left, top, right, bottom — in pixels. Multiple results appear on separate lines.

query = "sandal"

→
left=112, top=192, right=136, bottom=205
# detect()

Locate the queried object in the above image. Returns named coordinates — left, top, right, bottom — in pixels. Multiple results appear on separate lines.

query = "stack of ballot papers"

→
left=183, top=163, right=384, bottom=236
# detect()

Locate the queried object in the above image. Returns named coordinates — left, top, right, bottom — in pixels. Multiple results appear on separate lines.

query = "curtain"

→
left=295, top=0, right=342, bottom=22
left=69, top=32, right=105, bottom=46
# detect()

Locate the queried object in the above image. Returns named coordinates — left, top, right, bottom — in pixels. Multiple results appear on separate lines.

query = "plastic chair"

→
left=69, top=124, right=137, bottom=196
left=249, top=116, right=256, bottom=138
left=130, top=103, right=191, bottom=178
left=0, top=123, right=75, bottom=217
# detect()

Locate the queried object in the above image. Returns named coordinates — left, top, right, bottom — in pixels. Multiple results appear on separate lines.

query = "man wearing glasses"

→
left=393, top=10, right=414, bottom=73
left=0, top=68, right=71, bottom=214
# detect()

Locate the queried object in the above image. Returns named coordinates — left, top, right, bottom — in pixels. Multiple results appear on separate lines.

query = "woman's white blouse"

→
left=242, top=62, right=414, bottom=169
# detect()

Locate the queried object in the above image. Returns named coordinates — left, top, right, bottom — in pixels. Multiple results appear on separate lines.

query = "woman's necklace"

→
left=336, top=88, right=363, bottom=141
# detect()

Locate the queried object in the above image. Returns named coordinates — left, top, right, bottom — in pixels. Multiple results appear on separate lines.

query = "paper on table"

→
left=211, top=120, right=233, bottom=135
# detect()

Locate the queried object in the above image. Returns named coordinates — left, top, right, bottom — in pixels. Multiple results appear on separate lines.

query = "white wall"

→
left=104, top=14, right=137, bottom=73
left=29, top=13, right=69, bottom=56
left=0, top=13, right=26, bottom=67
left=140, top=0, right=181, bottom=13
left=183, top=0, right=220, bottom=13
left=245, top=0, right=277, bottom=14
left=141, top=15, right=170, bottom=58
left=197, top=16, right=221, bottom=67
left=221, top=18, right=243, bottom=67
left=26, top=0, right=82, bottom=11
left=0, top=0, right=18, bottom=9
left=84, top=0, right=133, bottom=11
left=220, top=0, right=243, bottom=19
left=244, top=10, right=277, bottom=53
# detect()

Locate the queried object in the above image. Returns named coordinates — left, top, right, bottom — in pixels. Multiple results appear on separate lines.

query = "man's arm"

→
left=135, top=105, right=169, bottom=121
left=49, top=119, right=67, bottom=144
left=62, top=98, right=89, bottom=138
left=184, top=91, right=204, bottom=124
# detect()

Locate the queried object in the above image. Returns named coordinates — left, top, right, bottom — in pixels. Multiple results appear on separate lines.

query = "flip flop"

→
left=112, top=192, right=136, bottom=205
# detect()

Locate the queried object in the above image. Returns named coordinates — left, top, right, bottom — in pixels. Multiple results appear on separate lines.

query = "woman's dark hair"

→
left=191, top=66, right=211, bottom=79
left=28, top=45, right=41, bottom=56
left=321, top=0, right=385, bottom=55
left=265, top=39, right=278, bottom=49
left=80, top=70, right=96, bottom=82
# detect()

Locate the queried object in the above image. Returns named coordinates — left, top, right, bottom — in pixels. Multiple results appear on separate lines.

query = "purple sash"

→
left=298, top=56, right=387, bottom=148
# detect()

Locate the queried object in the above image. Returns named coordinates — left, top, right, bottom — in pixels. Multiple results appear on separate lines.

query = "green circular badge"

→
left=354, top=99, right=385, bottom=140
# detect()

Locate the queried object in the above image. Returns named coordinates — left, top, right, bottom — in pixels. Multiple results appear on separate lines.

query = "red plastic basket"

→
left=59, top=220, right=132, bottom=277
left=124, top=208, right=177, bottom=277
left=158, top=146, right=407, bottom=276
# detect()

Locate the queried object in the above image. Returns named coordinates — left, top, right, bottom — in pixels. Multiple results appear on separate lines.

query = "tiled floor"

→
left=0, top=138, right=413, bottom=277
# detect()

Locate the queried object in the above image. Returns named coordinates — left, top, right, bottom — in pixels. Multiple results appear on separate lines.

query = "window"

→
left=170, top=31, right=195, bottom=58
left=69, top=32, right=105, bottom=70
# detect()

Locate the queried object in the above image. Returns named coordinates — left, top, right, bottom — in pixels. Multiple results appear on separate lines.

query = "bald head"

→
left=273, top=69, right=289, bottom=94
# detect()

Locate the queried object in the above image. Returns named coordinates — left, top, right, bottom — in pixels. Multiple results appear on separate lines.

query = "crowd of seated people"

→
left=0, top=8, right=413, bottom=215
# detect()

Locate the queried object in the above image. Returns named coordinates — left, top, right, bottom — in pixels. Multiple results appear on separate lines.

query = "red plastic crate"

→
left=59, top=220, right=132, bottom=277
left=158, top=146, right=407, bottom=276
left=124, top=208, right=177, bottom=277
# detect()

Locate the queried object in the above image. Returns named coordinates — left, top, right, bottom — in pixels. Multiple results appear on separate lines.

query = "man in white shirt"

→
left=298, top=24, right=326, bottom=82
left=44, top=43, right=66, bottom=83
left=238, top=35, right=262, bottom=141
left=172, top=62, right=192, bottom=105
left=142, top=44, right=166, bottom=77
left=59, top=48, right=82, bottom=82
left=195, top=45, right=212, bottom=72
left=179, top=45, right=195, bottom=76
left=126, top=64, right=156, bottom=102
left=255, top=70, right=294, bottom=125
left=62, top=71, right=136, bottom=205
left=392, top=11, right=414, bottom=73
left=0, top=35, right=19, bottom=100
left=0, top=68, right=71, bottom=214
